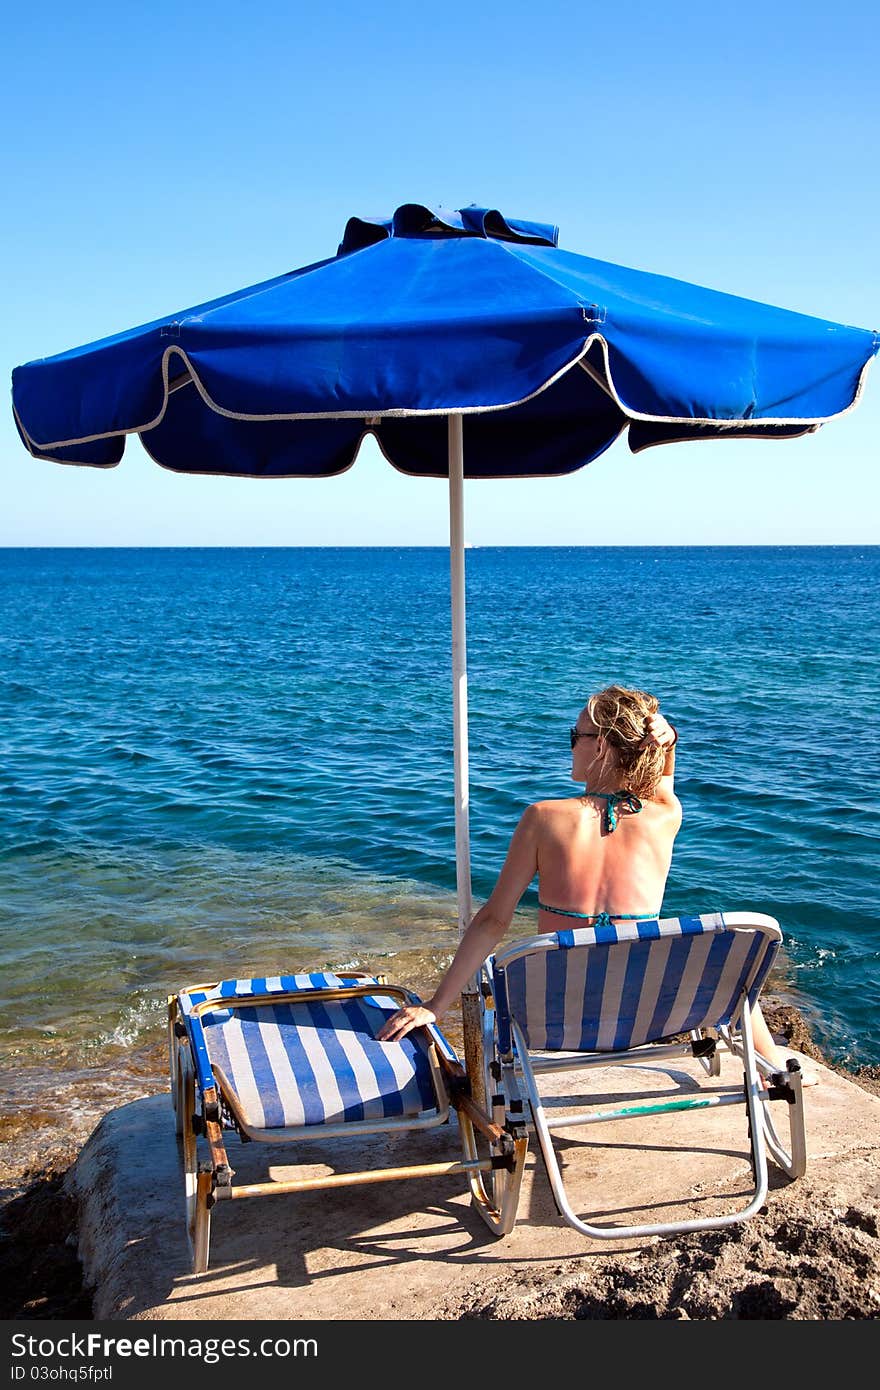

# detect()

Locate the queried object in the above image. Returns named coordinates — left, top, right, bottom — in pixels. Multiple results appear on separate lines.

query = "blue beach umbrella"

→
left=12, top=202, right=879, bottom=1089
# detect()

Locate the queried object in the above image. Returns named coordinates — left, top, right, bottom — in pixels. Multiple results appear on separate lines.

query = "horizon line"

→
left=1, top=542, right=878, bottom=551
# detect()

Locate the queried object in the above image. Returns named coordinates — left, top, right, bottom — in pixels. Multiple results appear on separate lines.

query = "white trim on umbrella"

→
left=14, top=333, right=878, bottom=459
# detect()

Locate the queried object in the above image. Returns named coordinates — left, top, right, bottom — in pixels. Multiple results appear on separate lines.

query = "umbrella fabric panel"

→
left=513, top=244, right=879, bottom=422
left=12, top=408, right=125, bottom=467
left=14, top=331, right=171, bottom=454
left=10, top=257, right=335, bottom=453
left=142, top=385, right=369, bottom=477
left=149, top=238, right=592, bottom=418
left=627, top=417, right=817, bottom=452
left=378, top=365, right=626, bottom=478
left=138, top=356, right=625, bottom=478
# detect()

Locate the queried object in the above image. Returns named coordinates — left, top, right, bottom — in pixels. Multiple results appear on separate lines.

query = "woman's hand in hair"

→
left=641, top=712, right=677, bottom=749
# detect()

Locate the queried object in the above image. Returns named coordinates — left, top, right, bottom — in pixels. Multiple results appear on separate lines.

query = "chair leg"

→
left=176, top=1051, right=208, bottom=1270
left=173, top=1037, right=188, bottom=1138
left=759, top=1064, right=808, bottom=1178
left=177, top=1051, right=215, bottom=1275
left=453, top=997, right=527, bottom=1236
left=721, top=1026, right=807, bottom=1179
left=192, top=1167, right=213, bottom=1276
left=738, top=1003, right=772, bottom=1204
left=168, top=1006, right=181, bottom=1129
left=458, top=1110, right=528, bottom=1237
left=495, top=1133, right=528, bottom=1234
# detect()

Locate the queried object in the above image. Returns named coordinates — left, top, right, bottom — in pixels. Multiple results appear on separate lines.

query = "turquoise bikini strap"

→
left=589, top=788, right=643, bottom=832
left=537, top=905, right=658, bottom=923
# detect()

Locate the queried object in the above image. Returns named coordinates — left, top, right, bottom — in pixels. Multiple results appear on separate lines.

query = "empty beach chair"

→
left=485, top=911, right=806, bottom=1241
left=168, top=971, right=527, bottom=1273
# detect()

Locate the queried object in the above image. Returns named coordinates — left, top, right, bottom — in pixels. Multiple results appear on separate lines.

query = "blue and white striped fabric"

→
left=176, top=973, right=448, bottom=1130
left=493, top=914, right=778, bottom=1053
left=180, top=973, right=374, bottom=1018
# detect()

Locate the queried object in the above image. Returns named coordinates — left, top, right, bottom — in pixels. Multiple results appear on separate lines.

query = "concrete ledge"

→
left=71, top=1049, right=879, bottom=1320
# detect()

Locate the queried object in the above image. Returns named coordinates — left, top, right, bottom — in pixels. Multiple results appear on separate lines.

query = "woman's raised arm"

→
left=641, top=711, right=678, bottom=800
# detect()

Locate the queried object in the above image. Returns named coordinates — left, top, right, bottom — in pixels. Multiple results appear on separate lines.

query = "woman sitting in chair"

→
left=378, top=683, right=787, bottom=1070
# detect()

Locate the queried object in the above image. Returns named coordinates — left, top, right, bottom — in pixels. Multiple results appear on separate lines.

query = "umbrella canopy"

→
left=11, top=202, right=878, bottom=1099
left=12, top=201, right=878, bottom=473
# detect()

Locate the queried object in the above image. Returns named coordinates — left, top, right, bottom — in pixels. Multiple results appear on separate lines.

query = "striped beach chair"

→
left=168, top=971, right=527, bottom=1273
left=487, top=911, right=807, bottom=1240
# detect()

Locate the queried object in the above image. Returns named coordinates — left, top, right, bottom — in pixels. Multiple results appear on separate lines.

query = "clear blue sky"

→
left=2, top=0, right=878, bottom=545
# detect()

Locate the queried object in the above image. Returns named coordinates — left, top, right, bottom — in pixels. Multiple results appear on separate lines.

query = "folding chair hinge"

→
left=491, top=1153, right=516, bottom=1172
left=492, top=1120, right=527, bottom=1169
left=204, top=1100, right=221, bottom=1124
left=447, top=1072, right=472, bottom=1102
left=690, top=1037, right=716, bottom=1059
left=214, top=1163, right=235, bottom=1188
left=197, top=1160, right=218, bottom=1208
left=767, top=1072, right=797, bottom=1104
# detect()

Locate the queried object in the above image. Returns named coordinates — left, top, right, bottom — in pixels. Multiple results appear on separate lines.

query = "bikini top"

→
left=585, top=787, right=643, bottom=833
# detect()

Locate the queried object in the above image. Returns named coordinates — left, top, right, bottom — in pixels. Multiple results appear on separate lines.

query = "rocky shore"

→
left=2, top=999, right=879, bottom=1322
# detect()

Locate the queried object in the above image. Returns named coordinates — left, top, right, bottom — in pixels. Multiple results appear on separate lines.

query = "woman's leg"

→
left=750, top=1002, right=786, bottom=1067
left=750, top=1002, right=818, bottom=1084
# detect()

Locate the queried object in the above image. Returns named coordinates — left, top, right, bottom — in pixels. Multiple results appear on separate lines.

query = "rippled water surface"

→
left=1, top=546, right=878, bottom=1141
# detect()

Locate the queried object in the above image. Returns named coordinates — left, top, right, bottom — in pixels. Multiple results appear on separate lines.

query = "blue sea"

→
left=1, top=546, right=878, bottom=1150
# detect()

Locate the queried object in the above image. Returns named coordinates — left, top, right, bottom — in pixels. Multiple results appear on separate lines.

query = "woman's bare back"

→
left=532, top=792, right=681, bottom=921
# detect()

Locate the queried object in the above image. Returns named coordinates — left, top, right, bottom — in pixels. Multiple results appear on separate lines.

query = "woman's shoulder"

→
left=643, top=787, right=683, bottom=824
left=525, top=797, right=585, bottom=824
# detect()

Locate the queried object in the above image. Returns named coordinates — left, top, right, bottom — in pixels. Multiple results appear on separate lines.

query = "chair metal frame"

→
left=485, top=911, right=807, bottom=1241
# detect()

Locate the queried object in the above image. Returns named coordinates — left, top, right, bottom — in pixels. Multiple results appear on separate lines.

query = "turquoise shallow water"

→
left=1, top=545, right=878, bottom=1137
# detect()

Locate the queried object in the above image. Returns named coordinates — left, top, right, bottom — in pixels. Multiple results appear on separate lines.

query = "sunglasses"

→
left=570, top=725, right=599, bottom=749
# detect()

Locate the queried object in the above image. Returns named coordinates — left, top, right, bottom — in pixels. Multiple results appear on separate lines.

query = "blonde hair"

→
left=587, top=684, right=666, bottom=800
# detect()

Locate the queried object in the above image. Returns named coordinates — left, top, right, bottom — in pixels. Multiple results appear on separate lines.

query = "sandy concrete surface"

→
left=70, top=1045, right=880, bottom=1321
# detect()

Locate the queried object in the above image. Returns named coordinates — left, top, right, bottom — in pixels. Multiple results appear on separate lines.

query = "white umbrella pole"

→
left=448, top=414, right=485, bottom=1106
left=448, top=414, right=473, bottom=932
